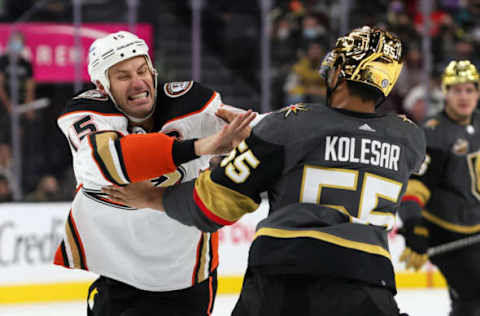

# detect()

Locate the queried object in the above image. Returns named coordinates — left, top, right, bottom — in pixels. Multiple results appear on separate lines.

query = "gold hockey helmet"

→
left=319, top=26, right=404, bottom=97
left=441, top=60, right=479, bottom=93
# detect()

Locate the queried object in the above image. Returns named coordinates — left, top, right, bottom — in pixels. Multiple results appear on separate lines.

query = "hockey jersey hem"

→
left=254, top=227, right=391, bottom=259
left=248, top=235, right=396, bottom=293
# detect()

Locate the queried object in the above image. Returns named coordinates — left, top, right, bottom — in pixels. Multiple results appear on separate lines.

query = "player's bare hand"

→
left=195, top=109, right=256, bottom=155
left=216, top=106, right=239, bottom=123
left=102, top=181, right=166, bottom=210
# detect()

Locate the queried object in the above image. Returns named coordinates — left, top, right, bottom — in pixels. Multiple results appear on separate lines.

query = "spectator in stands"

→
left=287, top=0, right=305, bottom=16
left=24, top=174, right=63, bottom=202
left=0, top=30, right=43, bottom=194
left=452, top=37, right=480, bottom=68
left=436, top=35, right=480, bottom=72
left=0, top=30, right=36, bottom=121
left=402, top=76, right=444, bottom=123
left=271, top=15, right=299, bottom=110
left=395, top=43, right=424, bottom=99
left=58, top=167, right=76, bottom=201
left=349, top=1, right=388, bottom=29
left=284, top=41, right=326, bottom=105
left=386, top=1, right=419, bottom=48
left=0, top=143, right=15, bottom=193
left=299, top=15, right=327, bottom=46
left=0, top=143, right=11, bottom=174
left=432, top=12, right=458, bottom=67
left=454, top=0, right=480, bottom=39
left=271, top=16, right=299, bottom=69
left=0, top=174, right=12, bottom=202
left=412, top=1, right=450, bottom=37
left=212, top=0, right=261, bottom=86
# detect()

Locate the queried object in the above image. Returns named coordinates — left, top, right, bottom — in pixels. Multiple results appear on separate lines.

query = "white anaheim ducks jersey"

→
left=54, top=81, right=224, bottom=291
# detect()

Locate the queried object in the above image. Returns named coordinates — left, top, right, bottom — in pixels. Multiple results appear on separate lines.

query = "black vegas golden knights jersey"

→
left=163, top=103, right=426, bottom=293
left=403, top=111, right=480, bottom=245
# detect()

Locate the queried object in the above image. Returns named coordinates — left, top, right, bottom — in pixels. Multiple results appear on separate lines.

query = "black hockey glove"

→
left=398, top=216, right=429, bottom=271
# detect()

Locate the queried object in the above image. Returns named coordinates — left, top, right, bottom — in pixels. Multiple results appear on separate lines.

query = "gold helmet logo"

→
left=320, top=26, right=404, bottom=97
left=441, top=60, right=479, bottom=93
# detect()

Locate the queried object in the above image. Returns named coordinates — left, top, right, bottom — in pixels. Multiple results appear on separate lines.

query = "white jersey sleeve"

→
left=57, top=90, right=130, bottom=190
left=57, top=90, right=179, bottom=190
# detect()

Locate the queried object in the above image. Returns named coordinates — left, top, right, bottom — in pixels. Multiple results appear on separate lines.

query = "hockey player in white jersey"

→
left=54, top=31, right=255, bottom=316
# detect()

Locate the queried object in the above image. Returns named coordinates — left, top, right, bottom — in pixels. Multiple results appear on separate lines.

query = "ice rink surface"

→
left=0, top=289, right=450, bottom=316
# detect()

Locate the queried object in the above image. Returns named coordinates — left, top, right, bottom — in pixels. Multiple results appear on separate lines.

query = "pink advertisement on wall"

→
left=0, top=23, right=153, bottom=83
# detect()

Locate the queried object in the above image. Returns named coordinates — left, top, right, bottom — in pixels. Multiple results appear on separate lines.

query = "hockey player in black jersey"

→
left=398, top=60, right=480, bottom=316
left=104, top=26, right=425, bottom=316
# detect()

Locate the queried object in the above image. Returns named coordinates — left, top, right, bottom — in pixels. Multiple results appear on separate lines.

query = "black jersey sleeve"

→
left=164, top=121, right=285, bottom=232
left=163, top=105, right=315, bottom=231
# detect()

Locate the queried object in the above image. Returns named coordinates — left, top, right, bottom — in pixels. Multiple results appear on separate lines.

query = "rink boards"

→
left=0, top=202, right=446, bottom=304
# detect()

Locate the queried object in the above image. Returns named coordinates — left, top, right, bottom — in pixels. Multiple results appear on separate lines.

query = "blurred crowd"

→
left=268, top=0, right=480, bottom=120
left=201, top=0, right=480, bottom=119
left=1, top=0, right=480, bottom=202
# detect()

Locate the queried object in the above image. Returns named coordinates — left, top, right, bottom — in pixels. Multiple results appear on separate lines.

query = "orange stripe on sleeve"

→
left=207, top=276, right=214, bottom=315
left=210, top=232, right=219, bottom=272
left=120, top=133, right=177, bottom=182
left=53, top=244, right=67, bottom=267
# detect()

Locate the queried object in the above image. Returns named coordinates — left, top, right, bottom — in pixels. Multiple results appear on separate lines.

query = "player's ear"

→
left=95, top=80, right=107, bottom=95
left=319, top=50, right=344, bottom=90
left=328, top=64, right=342, bottom=89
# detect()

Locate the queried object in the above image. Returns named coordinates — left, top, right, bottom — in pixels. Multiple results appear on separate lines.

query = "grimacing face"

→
left=445, top=82, right=479, bottom=120
left=108, top=56, right=155, bottom=119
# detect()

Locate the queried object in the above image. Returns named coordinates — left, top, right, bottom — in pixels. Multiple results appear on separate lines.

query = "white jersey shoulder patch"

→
left=73, top=90, right=109, bottom=101
left=163, top=81, right=193, bottom=98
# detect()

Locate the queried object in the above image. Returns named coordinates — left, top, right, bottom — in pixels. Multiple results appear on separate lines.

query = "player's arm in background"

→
left=397, top=122, right=445, bottom=270
left=399, top=124, right=446, bottom=226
